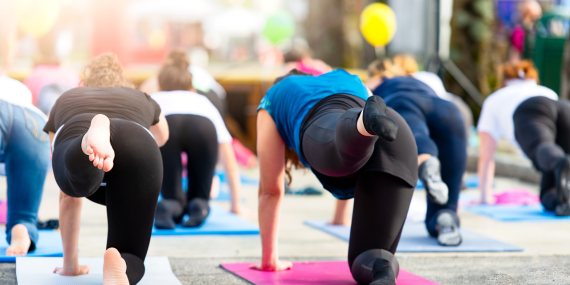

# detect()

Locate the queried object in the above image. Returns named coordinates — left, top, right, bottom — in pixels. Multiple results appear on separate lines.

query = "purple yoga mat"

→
left=221, top=261, right=440, bottom=285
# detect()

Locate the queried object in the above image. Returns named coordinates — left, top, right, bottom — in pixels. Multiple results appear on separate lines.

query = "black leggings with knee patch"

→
left=159, top=115, right=218, bottom=213
left=52, top=113, right=162, bottom=284
left=300, top=95, right=418, bottom=272
left=514, top=97, right=570, bottom=211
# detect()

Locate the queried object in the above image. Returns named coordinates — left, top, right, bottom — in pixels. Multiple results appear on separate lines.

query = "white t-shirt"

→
left=151, top=90, right=232, bottom=144
left=0, top=76, right=47, bottom=120
left=477, top=79, right=558, bottom=153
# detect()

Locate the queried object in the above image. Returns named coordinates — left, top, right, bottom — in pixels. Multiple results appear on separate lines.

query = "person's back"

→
left=260, top=69, right=369, bottom=164
left=48, top=86, right=160, bottom=130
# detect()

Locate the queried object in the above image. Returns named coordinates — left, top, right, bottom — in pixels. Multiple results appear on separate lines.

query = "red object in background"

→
left=91, top=0, right=168, bottom=65
left=232, top=138, right=257, bottom=168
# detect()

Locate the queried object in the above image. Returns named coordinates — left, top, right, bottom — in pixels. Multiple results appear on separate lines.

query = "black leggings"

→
left=300, top=95, right=417, bottom=268
left=514, top=96, right=570, bottom=211
left=160, top=115, right=218, bottom=209
left=52, top=114, right=162, bottom=285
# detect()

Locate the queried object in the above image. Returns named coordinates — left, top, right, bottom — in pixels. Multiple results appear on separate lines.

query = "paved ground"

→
left=1, top=166, right=569, bottom=284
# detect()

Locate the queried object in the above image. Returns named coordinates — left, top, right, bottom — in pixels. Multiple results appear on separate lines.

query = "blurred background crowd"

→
left=2, top=0, right=570, bottom=153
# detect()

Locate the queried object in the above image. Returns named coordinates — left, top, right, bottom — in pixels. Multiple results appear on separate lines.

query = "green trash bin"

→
left=525, top=10, right=570, bottom=95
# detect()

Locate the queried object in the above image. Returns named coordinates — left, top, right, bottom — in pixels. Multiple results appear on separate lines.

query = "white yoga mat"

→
left=16, top=256, right=182, bottom=285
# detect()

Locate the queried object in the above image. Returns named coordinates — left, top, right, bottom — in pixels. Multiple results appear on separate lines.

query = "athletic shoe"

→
left=183, top=198, right=210, bottom=227
left=369, top=258, right=396, bottom=285
left=362, top=96, right=398, bottom=142
left=555, top=156, right=570, bottom=216
left=436, top=212, right=462, bottom=246
left=418, top=156, right=449, bottom=205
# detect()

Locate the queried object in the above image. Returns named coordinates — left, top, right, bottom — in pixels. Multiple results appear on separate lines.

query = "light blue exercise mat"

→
left=0, top=230, right=63, bottom=263
left=464, top=204, right=570, bottom=222
left=304, top=220, right=523, bottom=252
left=152, top=205, right=259, bottom=236
left=416, top=175, right=479, bottom=189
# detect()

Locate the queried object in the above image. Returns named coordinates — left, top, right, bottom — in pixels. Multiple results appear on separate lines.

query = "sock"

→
left=183, top=198, right=210, bottom=227
left=362, top=96, right=398, bottom=142
left=154, top=199, right=183, bottom=229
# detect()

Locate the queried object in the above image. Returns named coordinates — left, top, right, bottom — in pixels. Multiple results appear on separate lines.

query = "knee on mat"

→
left=350, top=249, right=399, bottom=285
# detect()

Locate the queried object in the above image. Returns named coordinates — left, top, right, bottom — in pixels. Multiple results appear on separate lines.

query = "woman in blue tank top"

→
left=252, top=69, right=418, bottom=285
left=365, top=58, right=467, bottom=247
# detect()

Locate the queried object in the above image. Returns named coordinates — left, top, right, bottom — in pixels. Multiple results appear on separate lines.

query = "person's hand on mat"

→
left=82, top=114, right=115, bottom=172
left=53, top=264, right=90, bottom=276
left=249, top=260, right=292, bottom=271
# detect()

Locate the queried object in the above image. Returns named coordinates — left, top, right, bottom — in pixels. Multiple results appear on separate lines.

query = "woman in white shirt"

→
left=476, top=60, right=569, bottom=215
left=152, top=50, right=243, bottom=229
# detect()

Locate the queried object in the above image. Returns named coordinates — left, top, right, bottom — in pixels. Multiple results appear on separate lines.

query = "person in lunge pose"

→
left=152, top=50, right=243, bottom=228
left=253, top=69, right=418, bottom=285
left=45, top=53, right=169, bottom=284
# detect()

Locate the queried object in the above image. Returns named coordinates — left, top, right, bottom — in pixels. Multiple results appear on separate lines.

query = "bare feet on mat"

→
left=6, top=224, right=31, bottom=256
left=54, top=260, right=91, bottom=276
left=250, top=259, right=293, bottom=271
left=103, top=248, right=129, bottom=285
left=82, top=114, right=115, bottom=172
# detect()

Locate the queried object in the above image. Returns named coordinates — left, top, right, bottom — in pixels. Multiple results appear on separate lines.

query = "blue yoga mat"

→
left=0, top=230, right=63, bottom=263
left=304, top=220, right=523, bottom=252
left=152, top=205, right=259, bottom=236
left=416, top=175, right=479, bottom=189
left=215, top=170, right=259, bottom=185
left=464, top=204, right=570, bottom=222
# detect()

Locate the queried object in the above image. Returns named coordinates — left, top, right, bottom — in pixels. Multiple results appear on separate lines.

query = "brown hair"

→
left=367, top=58, right=407, bottom=80
left=500, top=60, right=539, bottom=85
left=392, top=54, right=419, bottom=75
left=158, top=49, right=193, bottom=91
left=274, top=69, right=312, bottom=186
left=81, top=53, right=133, bottom=88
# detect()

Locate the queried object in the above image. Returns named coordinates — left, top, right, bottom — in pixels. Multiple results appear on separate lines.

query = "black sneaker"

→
left=362, top=96, right=398, bottom=142
left=436, top=212, right=462, bottom=246
left=418, top=157, right=449, bottom=205
left=554, top=156, right=570, bottom=216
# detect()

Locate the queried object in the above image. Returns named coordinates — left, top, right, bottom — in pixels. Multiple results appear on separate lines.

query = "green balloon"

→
left=263, top=11, right=295, bottom=44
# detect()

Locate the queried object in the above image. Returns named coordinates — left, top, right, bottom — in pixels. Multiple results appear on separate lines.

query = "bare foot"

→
left=54, top=264, right=90, bottom=276
left=103, top=248, right=129, bottom=285
left=81, top=114, right=115, bottom=172
left=6, top=224, right=31, bottom=256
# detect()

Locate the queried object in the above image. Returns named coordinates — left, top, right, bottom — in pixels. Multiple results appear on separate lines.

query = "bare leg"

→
left=330, top=199, right=351, bottom=226
left=103, top=248, right=129, bottom=285
left=5, top=225, right=31, bottom=256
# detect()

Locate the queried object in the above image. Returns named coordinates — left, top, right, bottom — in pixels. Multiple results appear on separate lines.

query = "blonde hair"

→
left=367, top=58, right=407, bottom=80
left=158, top=49, right=193, bottom=91
left=500, top=60, right=539, bottom=84
left=81, top=53, right=133, bottom=88
left=392, top=54, right=419, bottom=75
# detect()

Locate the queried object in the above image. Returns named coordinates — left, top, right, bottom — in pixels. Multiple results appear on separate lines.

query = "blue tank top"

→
left=258, top=69, right=369, bottom=167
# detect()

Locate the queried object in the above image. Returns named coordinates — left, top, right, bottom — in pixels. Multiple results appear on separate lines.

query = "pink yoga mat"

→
left=221, top=261, right=439, bottom=285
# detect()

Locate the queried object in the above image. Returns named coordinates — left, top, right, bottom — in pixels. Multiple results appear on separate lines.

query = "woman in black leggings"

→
left=151, top=50, right=243, bottom=228
left=514, top=97, right=570, bottom=215
left=44, top=53, right=169, bottom=285
left=253, top=69, right=417, bottom=285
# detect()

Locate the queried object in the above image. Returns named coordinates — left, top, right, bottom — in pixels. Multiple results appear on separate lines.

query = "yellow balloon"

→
left=14, top=0, right=60, bottom=38
left=360, top=3, right=397, bottom=47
